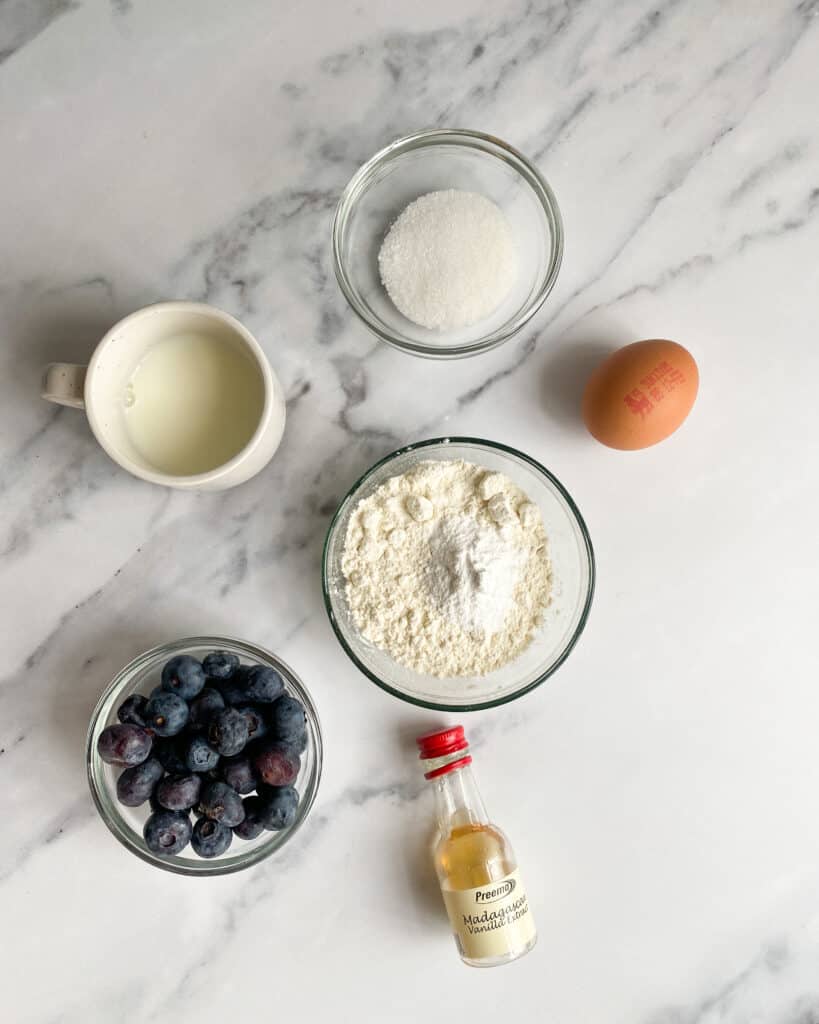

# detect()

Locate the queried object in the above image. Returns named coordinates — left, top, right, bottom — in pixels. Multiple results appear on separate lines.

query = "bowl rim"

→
left=331, top=128, right=564, bottom=359
left=321, top=437, right=595, bottom=711
left=86, top=635, right=323, bottom=876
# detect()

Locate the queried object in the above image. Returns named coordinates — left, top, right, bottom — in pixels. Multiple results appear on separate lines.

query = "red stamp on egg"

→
left=624, top=388, right=653, bottom=418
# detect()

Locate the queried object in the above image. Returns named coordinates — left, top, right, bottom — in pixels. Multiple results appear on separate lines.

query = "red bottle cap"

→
left=416, top=725, right=468, bottom=760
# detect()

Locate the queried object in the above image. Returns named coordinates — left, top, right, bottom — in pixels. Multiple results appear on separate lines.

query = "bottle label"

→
left=442, top=868, right=536, bottom=961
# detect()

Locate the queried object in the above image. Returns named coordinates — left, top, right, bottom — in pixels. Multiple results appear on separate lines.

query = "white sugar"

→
left=377, top=189, right=517, bottom=331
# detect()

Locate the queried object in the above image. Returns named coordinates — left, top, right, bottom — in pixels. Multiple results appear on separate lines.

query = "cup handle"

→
left=41, top=363, right=87, bottom=409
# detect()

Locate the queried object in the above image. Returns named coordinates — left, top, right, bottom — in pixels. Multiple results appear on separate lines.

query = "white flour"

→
left=340, top=460, right=552, bottom=677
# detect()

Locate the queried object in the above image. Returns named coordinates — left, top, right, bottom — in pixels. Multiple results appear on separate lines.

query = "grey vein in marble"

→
left=0, top=0, right=77, bottom=64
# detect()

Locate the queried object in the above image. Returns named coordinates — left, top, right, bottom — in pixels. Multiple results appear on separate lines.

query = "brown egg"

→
left=582, top=340, right=698, bottom=450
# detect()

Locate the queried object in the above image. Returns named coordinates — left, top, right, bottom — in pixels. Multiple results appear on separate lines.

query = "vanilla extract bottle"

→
left=417, top=726, right=537, bottom=967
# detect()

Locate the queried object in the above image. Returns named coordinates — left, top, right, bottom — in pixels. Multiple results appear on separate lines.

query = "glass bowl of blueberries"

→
left=86, top=636, right=323, bottom=876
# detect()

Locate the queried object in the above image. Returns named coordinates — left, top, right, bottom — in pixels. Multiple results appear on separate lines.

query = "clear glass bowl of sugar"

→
left=322, top=439, right=595, bottom=711
left=332, top=129, right=564, bottom=359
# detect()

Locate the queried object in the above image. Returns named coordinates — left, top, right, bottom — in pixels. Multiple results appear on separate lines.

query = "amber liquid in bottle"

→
left=436, top=823, right=516, bottom=890
left=424, top=735, right=536, bottom=968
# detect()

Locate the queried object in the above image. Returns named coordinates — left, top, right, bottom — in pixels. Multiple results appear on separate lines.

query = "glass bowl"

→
left=86, top=636, right=323, bottom=876
left=332, top=129, right=563, bottom=358
left=322, top=439, right=594, bottom=711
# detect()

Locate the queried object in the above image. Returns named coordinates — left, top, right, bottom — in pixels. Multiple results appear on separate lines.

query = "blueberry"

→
left=161, top=655, right=206, bottom=700
left=269, top=695, right=306, bottom=740
left=260, top=785, right=299, bottom=830
left=242, top=706, right=267, bottom=742
left=220, top=756, right=257, bottom=795
left=208, top=707, right=249, bottom=757
left=199, top=781, right=245, bottom=827
left=97, top=724, right=153, bottom=766
left=157, top=773, right=202, bottom=811
left=191, top=817, right=232, bottom=858
left=244, top=665, right=285, bottom=703
left=145, top=692, right=189, bottom=737
left=241, top=736, right=264, bottom=767
left=215, top=667, right=251, bottom=706
left=185, top=734, right=219, bottom=773
left=233, top=796, right=265, bottom=840
left=253, top=742, right=300, bottom=787
left=144, top=809, right=192, bottom=856
left=277, top=726, right=308, bottom=757
left=116, top=757, right=164, bottom=806
left=154, top=736, right=188, bottom=774
left=188, top=687, right=226, bottom=729
left=202, top=651, right=240, bottom=681
left=117, top=694, right=148, bottom=728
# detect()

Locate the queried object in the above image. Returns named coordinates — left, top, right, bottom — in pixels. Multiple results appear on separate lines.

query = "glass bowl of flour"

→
left=322, top=438, right=594, bottom=711
left=332, top=129, right=563, bottom=358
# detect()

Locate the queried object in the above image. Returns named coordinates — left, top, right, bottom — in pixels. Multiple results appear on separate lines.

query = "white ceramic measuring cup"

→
left=41, top=301, right=286, bottom=491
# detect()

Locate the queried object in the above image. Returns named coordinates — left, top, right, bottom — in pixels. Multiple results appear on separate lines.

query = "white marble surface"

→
left=3, top=0, right=819, bottom=1020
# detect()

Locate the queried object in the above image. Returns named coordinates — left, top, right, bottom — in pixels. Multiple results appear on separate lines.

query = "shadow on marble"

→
left=3, top=271, right=158, bottom=428
left=540, top=339, right=618, bottom=432
left=288, top=433, right=407, bottom=621
left=393, top=717, right=456, bottom=927
left=51, top=621, right=182, bottom=776
left=400, top=818, right=450, bottom=928
left=8, top=301, right=127, bottom=425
